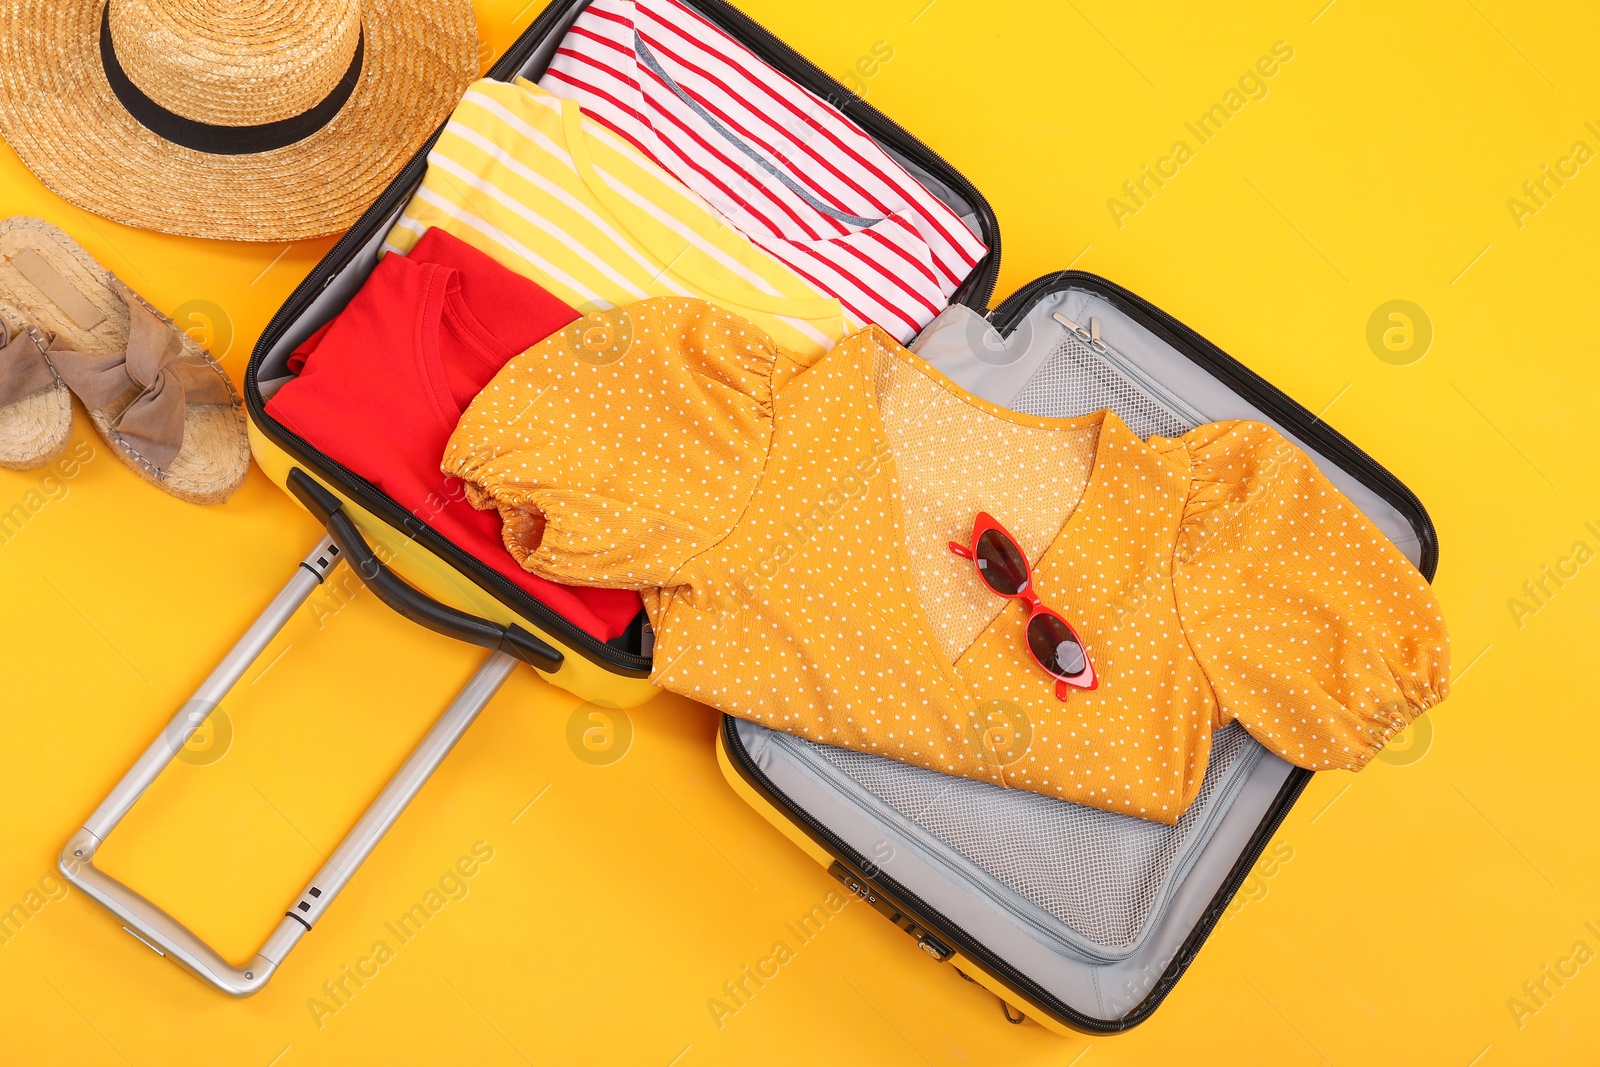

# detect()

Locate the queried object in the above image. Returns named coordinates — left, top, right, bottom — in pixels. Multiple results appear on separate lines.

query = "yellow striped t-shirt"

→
left=383, top=79, right=847, bottom=358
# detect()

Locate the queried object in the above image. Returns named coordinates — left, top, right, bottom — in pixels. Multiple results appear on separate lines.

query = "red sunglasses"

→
left=949, top=512, right=1097, bottom=700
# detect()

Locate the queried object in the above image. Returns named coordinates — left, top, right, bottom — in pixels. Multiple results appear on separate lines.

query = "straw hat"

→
left=0, top=0, right=480, bottom=242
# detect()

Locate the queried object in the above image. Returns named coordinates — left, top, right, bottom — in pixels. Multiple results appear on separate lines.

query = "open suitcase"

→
left=60, top=0, right=1438, bottom=1032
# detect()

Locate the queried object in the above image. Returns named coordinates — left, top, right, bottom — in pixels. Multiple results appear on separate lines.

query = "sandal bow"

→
left=51, top=284, right=233, bottom=470
left=0, top=319, right=63, bottom=407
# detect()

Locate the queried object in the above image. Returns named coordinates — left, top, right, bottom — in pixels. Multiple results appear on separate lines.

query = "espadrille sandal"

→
left=0, top=217, right=249, bottom=503
left=0, top=303, right=73, bottom=470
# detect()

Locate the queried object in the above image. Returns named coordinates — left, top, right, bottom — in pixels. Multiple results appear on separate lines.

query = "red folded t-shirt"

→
left=266, top=227, right=643, bottom=641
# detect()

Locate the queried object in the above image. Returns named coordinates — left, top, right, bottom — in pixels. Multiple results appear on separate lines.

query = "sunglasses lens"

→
left=1027, top=614, right=1086, bottom=678
left=974, top=529, right=1030, bottom=596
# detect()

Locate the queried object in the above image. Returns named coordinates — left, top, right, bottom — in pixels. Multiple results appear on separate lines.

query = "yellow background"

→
left=2, top=0, right=1596, bottom=1063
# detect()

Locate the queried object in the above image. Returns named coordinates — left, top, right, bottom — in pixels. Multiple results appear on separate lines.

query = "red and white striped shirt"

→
left=540, top=0, right=988, bottom=342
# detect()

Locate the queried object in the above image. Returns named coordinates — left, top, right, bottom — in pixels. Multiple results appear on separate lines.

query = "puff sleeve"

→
left=442, top=299, right=779, bottom=588
left=1164, top=421, right=1450, bottom=771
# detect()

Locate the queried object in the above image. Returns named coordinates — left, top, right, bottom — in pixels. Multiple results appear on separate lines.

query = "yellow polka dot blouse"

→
left=444, top=299, right=1451, bottom=823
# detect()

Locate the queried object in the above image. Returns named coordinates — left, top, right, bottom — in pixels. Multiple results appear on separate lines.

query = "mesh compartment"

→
left=803, top=724, right=1253, bottom=949
left=1009, top=335, right=1192, bottom=439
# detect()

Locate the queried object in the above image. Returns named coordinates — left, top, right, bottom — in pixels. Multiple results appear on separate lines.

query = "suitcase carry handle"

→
left=286, top=468, right=563, bottom=672
left=58, top=469, right=556, bottom=995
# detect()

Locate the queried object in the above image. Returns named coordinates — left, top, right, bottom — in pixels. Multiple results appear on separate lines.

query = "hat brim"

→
left=0, top=0, right=479, bottom=242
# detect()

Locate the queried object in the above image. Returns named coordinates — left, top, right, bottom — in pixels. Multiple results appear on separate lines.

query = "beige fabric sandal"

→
left=0, top=216, right=249, bottom=503
left=0, top=302, right=73, bottom=470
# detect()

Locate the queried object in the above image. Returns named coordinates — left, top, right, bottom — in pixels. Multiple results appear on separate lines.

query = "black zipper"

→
left=720, top=715, right=1305, bottom=1033
left=989, top=270, right=1440, bottom=581
left=245, top=0, right=1004, bottom=678
left=1132, top=766, right=1311, bottom=1022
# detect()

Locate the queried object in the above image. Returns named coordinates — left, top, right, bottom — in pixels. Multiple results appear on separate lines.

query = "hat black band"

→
left=98, top=6, right=365, bottom=156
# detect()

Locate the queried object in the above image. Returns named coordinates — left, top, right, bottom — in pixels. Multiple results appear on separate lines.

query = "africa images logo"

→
left=966, top=699, right=1032, bottom=767
left=1106, top=41, right=1296, bottom=229
left=561, top=308, right=633, bottom=367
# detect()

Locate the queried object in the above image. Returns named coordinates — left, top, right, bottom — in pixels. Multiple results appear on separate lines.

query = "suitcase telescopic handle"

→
left=58, top=467, right=565, bottom=995
left=286, top=467, right=562, bottom=673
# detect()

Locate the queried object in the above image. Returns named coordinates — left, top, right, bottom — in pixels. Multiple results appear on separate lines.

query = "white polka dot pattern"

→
left=444, top=301, right=1452, bottom=824
left=444, top=300, right=791, bottom=588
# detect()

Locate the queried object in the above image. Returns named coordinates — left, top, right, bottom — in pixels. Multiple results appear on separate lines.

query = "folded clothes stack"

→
left=539, top=0, right=987, bottom=342
left=264, top=228, right=643, bottom=640
left=275, top=0, right=1450, bottom=823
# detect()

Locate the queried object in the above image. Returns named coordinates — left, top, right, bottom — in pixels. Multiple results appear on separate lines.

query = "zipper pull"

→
left=1052, top=311, right=1089, bottom=340
left=1053, top=311, right=1108, bottom=351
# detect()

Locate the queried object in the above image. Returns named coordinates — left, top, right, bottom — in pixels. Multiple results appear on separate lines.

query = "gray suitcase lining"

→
left=912, top=295, right=1422, bottom=567
left=737, top=719, right=1294, bottom=1021
left=733, top=290, right=1418, bottom=1023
